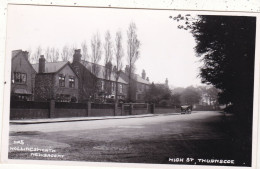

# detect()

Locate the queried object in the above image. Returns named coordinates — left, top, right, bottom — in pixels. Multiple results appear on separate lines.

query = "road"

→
left=8, top=111, right=249, bottom=166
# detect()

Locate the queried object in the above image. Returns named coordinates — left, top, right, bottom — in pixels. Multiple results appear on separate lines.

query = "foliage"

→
left=180, top=86, right=201, bottom=105
left=127, top=22, right=141, bottom=101
left=114, top=30, right=124, bottom=104
left=145, top=83, right=171, bottom=104
left=170, top=15, right=256, bottom=124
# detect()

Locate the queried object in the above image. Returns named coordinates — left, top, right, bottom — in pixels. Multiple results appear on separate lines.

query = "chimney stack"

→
left=73, top=49, right=82, bottom=63
left=146, top=77, right=149, bottom=81
left=39, top=55, right=45, bottom=73
left=142, top=69, right=146, bottom=79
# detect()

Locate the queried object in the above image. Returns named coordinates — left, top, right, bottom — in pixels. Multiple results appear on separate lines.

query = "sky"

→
left=6, top=5, right=204, bottom=88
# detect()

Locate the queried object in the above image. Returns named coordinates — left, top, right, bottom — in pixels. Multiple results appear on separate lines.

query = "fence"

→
left=10, top=101, right=156, bottom=120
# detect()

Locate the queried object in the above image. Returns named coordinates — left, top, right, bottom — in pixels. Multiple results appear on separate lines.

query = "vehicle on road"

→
left=180, top=105, right=192, bottom=114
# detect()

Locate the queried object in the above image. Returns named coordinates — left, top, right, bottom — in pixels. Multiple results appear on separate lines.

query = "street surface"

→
left=8, top=111, right=249, bottom=166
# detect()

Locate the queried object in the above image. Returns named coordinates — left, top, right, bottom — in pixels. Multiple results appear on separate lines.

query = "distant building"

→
left=11, top=50, right=36, bottom=101
left=32, top=55, right=79, bottom=102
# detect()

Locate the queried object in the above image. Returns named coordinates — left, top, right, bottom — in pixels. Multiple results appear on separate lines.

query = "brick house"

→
left=32, top=55, right=79, bottom=102
left=11, top=50, right=36, bottom=101
left=71, top=49, right=128, bottom=103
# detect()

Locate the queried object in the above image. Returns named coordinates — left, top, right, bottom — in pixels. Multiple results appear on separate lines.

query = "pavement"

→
left=10, top=112, right=182, bottom=124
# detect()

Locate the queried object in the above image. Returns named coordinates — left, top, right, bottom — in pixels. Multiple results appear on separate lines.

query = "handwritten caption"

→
left=10, top=140, right=64, bottom=158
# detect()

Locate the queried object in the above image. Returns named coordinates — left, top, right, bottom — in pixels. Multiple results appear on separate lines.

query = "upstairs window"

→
left=101, top=81, right=104, bottom=91
left=111, top=82, right=115, bottom=92
left=119, top=84, right=123, bottom=94
left=59, top=74, right=65, bottom=87
left=69, top=76, right=75, bottom=88
left=14, top=72, right=27, bottom=84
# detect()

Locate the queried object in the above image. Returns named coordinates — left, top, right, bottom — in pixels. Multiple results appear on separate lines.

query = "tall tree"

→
left=103, top=30, right=113, bottom=65
left=114, top=30, right=124, bottom=104
left=171, top=15, right=256, bottom=121
left=126, top=22, right=141, bottom=101
left=49, top=47, right=59, bottom=62
left=171, top=15, right=256, bottom=157
left=180, top=86, right=201, bottom=106
left=103, top=30, right=113, bottom=97
left=26, top=48, right=32, bottom=63
left=31, top=46, right=42, bottom=63
left=44, top=47, right=51, bottom=62
left=81, top=40, right=89, bottom=61
left=68, top=44, right=77, bottom=62
left=91, top=32, right=102, bottom=76
left=61, top=45, right=70, bottom=61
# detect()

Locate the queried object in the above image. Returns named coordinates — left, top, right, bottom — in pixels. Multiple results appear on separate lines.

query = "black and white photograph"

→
left=3, top=4, right=259, bottom=168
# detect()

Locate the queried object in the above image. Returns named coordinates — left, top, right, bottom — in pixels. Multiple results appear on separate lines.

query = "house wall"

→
left=11, top=52, right=36, bottom=100
left=136, top=83, right=150, bottom=102
left=34, top=74, right=54, bottom=101
left=109, top=81, right=128, bottom=99
left=53, top=64, right=79, bottom=102
left=71, top=61, right=97, bottom=102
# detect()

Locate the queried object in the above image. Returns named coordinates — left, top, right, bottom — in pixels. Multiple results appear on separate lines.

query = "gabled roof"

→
left=80, top=60, right=128, bottom=84
left=12, top=49, right=37, bottom=74
left=133, top=74, right=150, bottom=85
left=32, top=61, right=68, bottom=73
left=32, top=61, right=78, bottom=78
left=120, top=71, right=150, bottom=85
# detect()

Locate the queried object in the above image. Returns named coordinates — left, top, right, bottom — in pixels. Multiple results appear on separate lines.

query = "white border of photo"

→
left=0, top=1, right=260, bottom=169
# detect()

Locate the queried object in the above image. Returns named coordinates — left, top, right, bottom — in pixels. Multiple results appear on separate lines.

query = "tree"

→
left=61, top=45, right=70, bottom=61
left=31, top=46, right=42, bottom=63
left=90, top=32, right=102, bottom=98
left=171, top=93, right=181, bottom=106
left=44, top=47, right=59, bottom=62
left=81, top=40, right=89, bottom=61
left=91, top=32, right=102, bottom=76
left=145, top=83, right=172, bottom=105
left=26, top=48, right=32, bottom=63
left=103, top=30, right=113, bottom=97
left=126, top=22, right=141, bottom=101
left=180, top=86, right=201, bottom=106
left=114, top=30, right=124, bottom=104
left=171, top=15, right=256, bottom=122
left=103, top=30, right=113, bottom=65
left=68, top=44, right=77, bottom=62
left=206, top=86, right=219, bottom=106
left=49, top=47, right=59, bottom=62
left=171, top=15, right=256, bottom=156
left=44, top=47, right=51, bottom=62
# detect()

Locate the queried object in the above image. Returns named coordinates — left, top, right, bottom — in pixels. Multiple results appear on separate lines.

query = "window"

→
left=111, top=82, right=115, bottom=92
left=101, top=81, right=104, bottom=91
left=139, top=84, right=142, bottom=91
left=59, top=74, right=65, bottom=87
left=14, top=72, right=27, bottom=84
left=69, top=76, right=75, bottom=88
left=119, top=84, right=123, bottom=94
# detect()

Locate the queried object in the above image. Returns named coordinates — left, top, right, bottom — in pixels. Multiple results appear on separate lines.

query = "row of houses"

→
left=10, top=49, right=150, bottom=103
